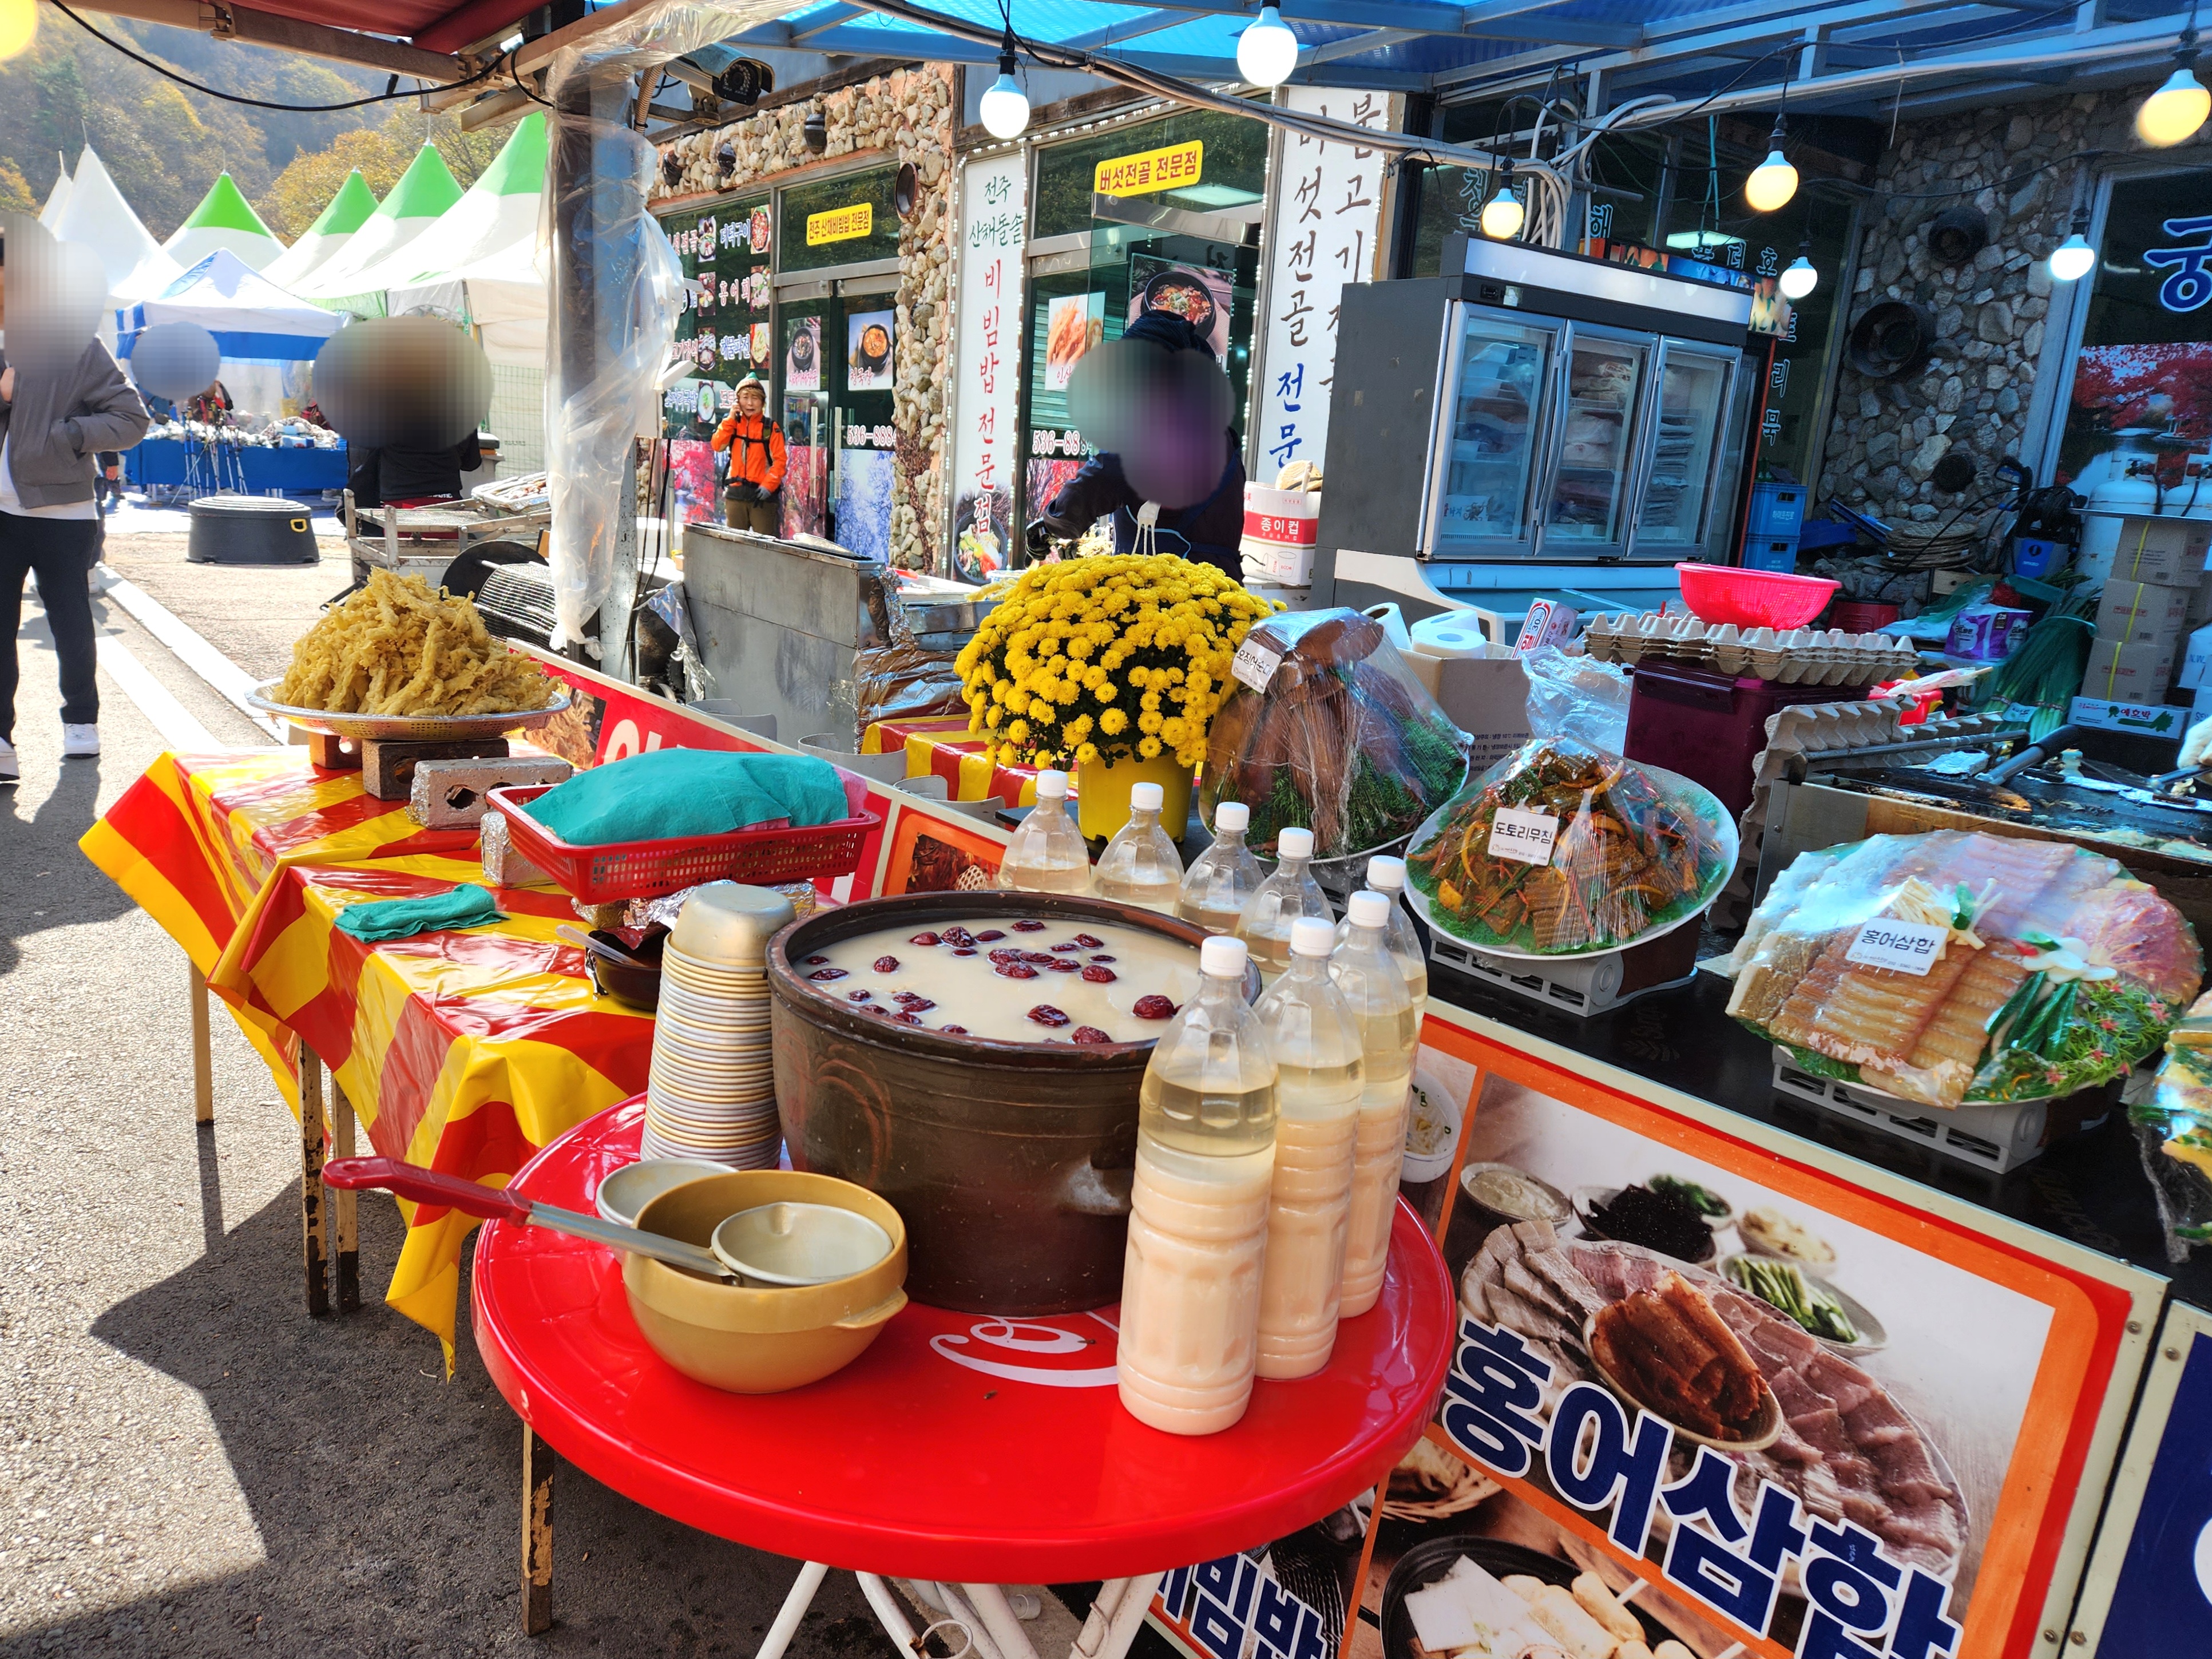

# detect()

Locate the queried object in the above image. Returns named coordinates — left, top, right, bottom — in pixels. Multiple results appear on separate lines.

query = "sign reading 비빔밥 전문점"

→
left=1144, top=1010, right=2163, bottom=1659
left=806, top=202, right=873, bottom=247
left=1094, top=139, right=1203, bottom=198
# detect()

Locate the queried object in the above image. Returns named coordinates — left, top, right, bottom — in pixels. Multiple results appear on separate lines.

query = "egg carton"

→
left=1583, top=612, right=1920, bottom=687
left=1770, top=1050, right=2050, bottom=1174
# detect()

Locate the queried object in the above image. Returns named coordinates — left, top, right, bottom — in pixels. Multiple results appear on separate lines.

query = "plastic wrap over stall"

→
left=1198, top=608, right=1468, bottom=861
left=1725, top=830, right=2201, bottom=1107
left=541, top=0, right=790, bottom=651
left=2145, top=993, right=2212, bottom=1257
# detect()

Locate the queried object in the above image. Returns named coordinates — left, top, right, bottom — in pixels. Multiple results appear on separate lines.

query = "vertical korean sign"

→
left=952, top=151, right=1028, bottom=583
left=1253, top=89, right=1396, bottom=483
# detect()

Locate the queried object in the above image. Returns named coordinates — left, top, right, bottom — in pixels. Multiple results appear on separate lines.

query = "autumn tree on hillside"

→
left=259, top=111, right=513, bottom=240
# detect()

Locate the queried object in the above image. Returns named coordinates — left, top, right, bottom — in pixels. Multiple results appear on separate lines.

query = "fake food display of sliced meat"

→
left=1723, top=830, right=2200, bottom=1106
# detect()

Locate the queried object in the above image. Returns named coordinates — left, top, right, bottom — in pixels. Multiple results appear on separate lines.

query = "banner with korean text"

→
left=950, top=150, right=1028, bottom=583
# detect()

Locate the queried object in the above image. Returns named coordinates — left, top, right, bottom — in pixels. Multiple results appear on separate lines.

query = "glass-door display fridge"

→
left=1313, top=237, right=1757, bottom=620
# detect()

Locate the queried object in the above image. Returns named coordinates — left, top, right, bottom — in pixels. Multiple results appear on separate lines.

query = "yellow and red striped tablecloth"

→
left=862, top=714, right=1041, bottom=807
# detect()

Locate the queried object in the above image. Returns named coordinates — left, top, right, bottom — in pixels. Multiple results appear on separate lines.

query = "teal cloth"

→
left=524, top=749, right=850, bottom=846
left=334, top=884, right=505, bottom=943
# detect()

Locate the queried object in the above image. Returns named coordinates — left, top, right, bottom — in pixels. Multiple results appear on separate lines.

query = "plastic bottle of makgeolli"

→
left=1331, top=890, right=1419, bottom=1318
left=999, top=769, right=1091, bottom=894
left=1117, top=935, right=1280, bottom=1435
left=1334, top=854, right=1429, bottom=1022
left=1176, top=801, right=1264, bottom=935
left=1092, top=781, right=1185, bottom=913
left=1236, top=825, right=1331, bottom=975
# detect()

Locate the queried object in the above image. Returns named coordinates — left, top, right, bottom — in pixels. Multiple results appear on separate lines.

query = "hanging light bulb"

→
left=979, top=26, right=1030, bottom=140
left=1779, top=237, right=1818, bottom=300
left=2050, top=205, right=2097, bottom=282
left=1236, top=4, right=1301, bottom=89
left=0, top=0, right=35, bottom=61
left=2138, top=26, right=2210, bottom=147
left=1745, top=117, right=1798, bottom=213
left=1479, top=160, right=1524, bottom=240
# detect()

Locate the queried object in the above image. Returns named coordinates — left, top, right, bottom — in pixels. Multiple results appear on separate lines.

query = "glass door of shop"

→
left=778, top=298, right=832, bottom=542
left=1425, top=305, right=1561, bottom=560
left=775, top=287, right=898, bottom=559
left=1539, top=325, right=1651, bottom=558
left=1628, top=342, right=1737, bottom=556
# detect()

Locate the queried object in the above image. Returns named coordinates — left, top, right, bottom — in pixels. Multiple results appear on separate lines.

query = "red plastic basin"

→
left=1675, top=562, right=1840, bottom=628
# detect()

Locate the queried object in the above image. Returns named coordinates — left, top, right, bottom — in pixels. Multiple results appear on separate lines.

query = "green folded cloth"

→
left=524, top=749, right=851, bottom=846
left=334, top=884, right=505, bottom=943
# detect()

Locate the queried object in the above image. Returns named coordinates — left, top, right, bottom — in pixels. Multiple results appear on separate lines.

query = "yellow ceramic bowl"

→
left=626, top=1171, right=907, bottom=1394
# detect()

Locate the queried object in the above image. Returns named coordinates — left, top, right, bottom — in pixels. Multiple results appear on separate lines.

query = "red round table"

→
left=473, top=1098, right=1453, bottom=1644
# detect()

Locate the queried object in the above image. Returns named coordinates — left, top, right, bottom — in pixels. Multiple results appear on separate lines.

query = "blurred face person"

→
left=736, top=383, right=764, bottom=420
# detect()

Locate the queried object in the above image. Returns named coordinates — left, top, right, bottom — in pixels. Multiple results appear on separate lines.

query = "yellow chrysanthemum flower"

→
left=1137, top=736, right=1162, bottom=759
left=1100, top=707, right=1128, bottom=735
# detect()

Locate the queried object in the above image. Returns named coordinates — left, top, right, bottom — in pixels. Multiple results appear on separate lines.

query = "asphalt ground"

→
left=0, top=538, right=914, bottom=1657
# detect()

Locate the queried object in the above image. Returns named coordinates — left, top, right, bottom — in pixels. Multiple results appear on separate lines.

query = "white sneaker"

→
left=62, top=724, right=100, bottom=758
left=0, top=739, right=16, bottom=783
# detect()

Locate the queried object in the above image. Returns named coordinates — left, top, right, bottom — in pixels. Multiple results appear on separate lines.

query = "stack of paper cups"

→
left=643, top=883, right=797, bottom=1169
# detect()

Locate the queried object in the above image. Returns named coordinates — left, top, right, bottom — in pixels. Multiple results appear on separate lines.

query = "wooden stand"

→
left=360, top=736, right=510, bottom=801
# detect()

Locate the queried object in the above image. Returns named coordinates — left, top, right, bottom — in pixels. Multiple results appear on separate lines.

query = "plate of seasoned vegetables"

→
left=1402, top=738, right=1736, bottom=957
left=1721, top=1253, right=1889, bottom=1355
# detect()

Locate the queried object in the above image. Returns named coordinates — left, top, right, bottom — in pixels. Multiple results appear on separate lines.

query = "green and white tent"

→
left=261, top=168, right=378, bottom=294
left=161, top=173, right=286, bottom=272
left=298, top=144, right=462, bottom=307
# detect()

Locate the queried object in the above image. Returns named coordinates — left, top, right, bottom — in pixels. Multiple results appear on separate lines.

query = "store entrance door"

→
left=776, top=288, right=898, bottom=559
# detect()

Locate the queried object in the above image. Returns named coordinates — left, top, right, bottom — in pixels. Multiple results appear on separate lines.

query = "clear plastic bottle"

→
left=999, top=769, right=1091, bottom=894
left=1236, top=826, right=1332, bottom=975
left=1092, top=781, right=1186, bottom=913
left=1331, top=890, right=1419, bottom=1318
left=1335, top=854, right=1429, bottom=1021
left=1251, top=916, right=1365, bottom=1380
left=1177, top=801, right=1264, bottom=935
left=1118, top=935, right=1281, bottom=1435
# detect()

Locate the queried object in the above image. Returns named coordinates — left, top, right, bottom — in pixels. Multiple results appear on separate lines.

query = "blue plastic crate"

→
left=1743, top=536, right=1801, bottom=573
left=1747, top=482, right=1807, bottom=539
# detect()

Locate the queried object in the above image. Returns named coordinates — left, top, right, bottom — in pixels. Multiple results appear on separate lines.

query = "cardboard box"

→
left=1426, top=655, right=1531, bottom=772
left=2095, top=577, right=2194, bottom=650
left=2108, top=515, right=2212, bottom=588
left=2187, top=568, right=2212, bottom=625
left=1515, top=597, right=1579, bottom=654
left=1240, top=485, right=1317, bottom=587
left=2080, top=636, right=2181, bottom=702
left=2069, top=697, right=2195, bottom=739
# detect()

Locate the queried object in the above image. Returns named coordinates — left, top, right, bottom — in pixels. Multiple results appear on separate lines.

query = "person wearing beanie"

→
left=711, top=375, right=786, bottom=535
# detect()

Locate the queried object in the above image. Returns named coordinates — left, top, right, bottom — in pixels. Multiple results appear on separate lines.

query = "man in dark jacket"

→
left=345, top=429, right=483, bottom=509
left=1036, top=311, right=1245, bottom=579
left=0, top=219, right=153, bottom=782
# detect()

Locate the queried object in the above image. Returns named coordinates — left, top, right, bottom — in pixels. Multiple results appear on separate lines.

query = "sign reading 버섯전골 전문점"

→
left=1146, top=1010, right=2160, bottom=1659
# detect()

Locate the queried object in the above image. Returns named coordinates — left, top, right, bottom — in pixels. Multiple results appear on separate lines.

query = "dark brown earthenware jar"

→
left=768, top=892, right=1257, bottom=1313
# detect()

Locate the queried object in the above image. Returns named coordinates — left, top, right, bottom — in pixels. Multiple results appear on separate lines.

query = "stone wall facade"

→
left=1821, top=82, right=2211, bottom=519
left=651, top=66, right=956, bottom=570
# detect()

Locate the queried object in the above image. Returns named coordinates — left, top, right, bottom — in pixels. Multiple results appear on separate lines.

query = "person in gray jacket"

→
left=0, top=219, right=150, bottom=783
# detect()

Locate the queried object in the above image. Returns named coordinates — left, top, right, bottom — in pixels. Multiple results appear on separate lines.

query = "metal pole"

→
left=755, top=1561, right=832, bottom=1659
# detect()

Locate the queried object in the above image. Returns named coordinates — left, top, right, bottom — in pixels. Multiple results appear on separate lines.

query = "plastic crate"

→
left=1743, top=536, right=1801, bottom=573
left=485, top=775, right=879, bottom=904
left=1746, top=481, right=1806, bottom=539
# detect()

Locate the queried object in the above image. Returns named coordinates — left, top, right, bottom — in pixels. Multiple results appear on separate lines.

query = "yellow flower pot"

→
left=1077, top=750, right=1194, bottom=842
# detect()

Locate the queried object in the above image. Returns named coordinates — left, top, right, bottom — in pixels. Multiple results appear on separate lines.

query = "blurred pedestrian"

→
left=712, top=376, right=786, bottom=534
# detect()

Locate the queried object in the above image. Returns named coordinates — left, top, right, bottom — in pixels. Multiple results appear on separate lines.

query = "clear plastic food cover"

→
left=1198, top=608, right=1468, bottom=862
left=1403, top=737, right=1734, bottom=957
left=2145, top=998, right=2212, bottom=1257
left=1725, top=830, right=2201, bottom=1107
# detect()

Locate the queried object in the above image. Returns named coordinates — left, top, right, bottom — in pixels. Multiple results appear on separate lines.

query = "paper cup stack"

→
left=642, top=883, right=797, bottom=1168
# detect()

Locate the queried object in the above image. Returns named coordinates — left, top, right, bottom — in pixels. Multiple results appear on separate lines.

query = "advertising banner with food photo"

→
left=849, top=310, right=896, bottom=392
left=1047, top=292, right=1106, bottom=391
left=1130, top=255, right=1233, bottom=361
left=1369, top=1020, right=2161, bottom=1659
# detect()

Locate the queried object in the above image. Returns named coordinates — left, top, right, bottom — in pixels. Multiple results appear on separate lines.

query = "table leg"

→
left=299, top=1055, right=330, bottom=1318
left=962, top=1585, right=1042, bottom=1659
left=522, top=1423, right=556, bottom=1636
left=330, top=1077, right=360, bottom=1313
left=755, top=1561, right=830, bottom=1659
left=188, top=962, right=214, bottom=1126
left=856, top=1575, right=922, bottom=1656
left=1071, top=1575, right=1160, bottom=1659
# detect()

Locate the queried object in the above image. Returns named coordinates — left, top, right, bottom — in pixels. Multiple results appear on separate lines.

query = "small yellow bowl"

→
left=627, top=1171, right=907, bottom=1394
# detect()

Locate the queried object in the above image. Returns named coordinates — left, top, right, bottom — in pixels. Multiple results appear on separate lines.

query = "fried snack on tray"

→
left=1404, top=738, right=1727, bottom=955
left=274, top=571, right=555, bottom=718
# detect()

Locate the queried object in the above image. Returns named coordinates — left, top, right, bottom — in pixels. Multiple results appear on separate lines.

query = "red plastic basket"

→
left=1674, top=561, right=1840, bottom=628
left=485, top=775, right=879, bottom=905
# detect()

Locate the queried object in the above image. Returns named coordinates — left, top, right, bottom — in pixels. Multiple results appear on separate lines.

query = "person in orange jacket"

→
left=711, top=375, right=786, bottom=534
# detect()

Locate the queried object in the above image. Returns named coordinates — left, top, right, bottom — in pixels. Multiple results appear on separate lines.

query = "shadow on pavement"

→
left=1, top=1187, right=893, bottom=1658
left=1, top=750, right=134, bottom=977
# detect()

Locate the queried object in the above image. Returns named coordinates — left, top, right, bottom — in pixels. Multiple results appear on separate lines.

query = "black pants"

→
left=0, top=512, right=101, bottom=743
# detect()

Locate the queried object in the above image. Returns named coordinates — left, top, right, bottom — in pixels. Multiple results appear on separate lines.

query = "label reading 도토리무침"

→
left=1844, top=918, right=1950, bottom=976
left=1486, top=806, right=1559, bottom=866
left=1231, top=636, right=1286, bottom=693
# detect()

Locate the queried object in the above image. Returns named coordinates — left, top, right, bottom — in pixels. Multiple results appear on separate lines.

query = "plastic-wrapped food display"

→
left=1726, top=830, right=2201, bottom=1107
left=2140, top=994, right=2212, bottom=1253
left=1198, top=609, right=1468, bottom=861
left=1402, top=738, right=1734, bottom=956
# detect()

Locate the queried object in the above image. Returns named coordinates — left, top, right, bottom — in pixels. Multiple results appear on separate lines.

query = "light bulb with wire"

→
left=2050, top=207, right=2096, bottom=282
left=1779, top=239, right=1818, bottom=300
left=2138, top=26, right=2210, bottom=147
left=1236, top=5, right=1300, bottom=88
left=0, top=0, right=35, bottom=60
left=978, top=26, right=1030, bottom=140
left=1745, top=117, right=1798, bottom=213
left=1479, top=161, right=1524, bottom=240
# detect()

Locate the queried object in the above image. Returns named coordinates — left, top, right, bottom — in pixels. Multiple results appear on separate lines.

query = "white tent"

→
left=261, top=168, right=378, bottom=294
left=38, top=153, right=70, bottom=229
left=53, top=147, right=180, bottom=305
left=297, top=144, right=461, bottom=307
left=121, top=250, right=344, bottom=418
left=161, top=173, right=287, bottom=272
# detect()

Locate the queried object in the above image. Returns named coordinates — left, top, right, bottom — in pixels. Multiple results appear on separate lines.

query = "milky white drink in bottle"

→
left=1331, top=890, right=1419, bottom=1317
left=1093, top=780, right=1186, bottom=913
left=1251, top=917, right=1365, bottom=1379
left=1000, top=769, right=1092, bottom=894
left=1334, top=854, right=1429, bottom=1021
left=1178, top=801, right=1264, bottom=935
left=1236, top=826, right=1332, bottom=975
left=1117, top=935, right=1281, bottom=1435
